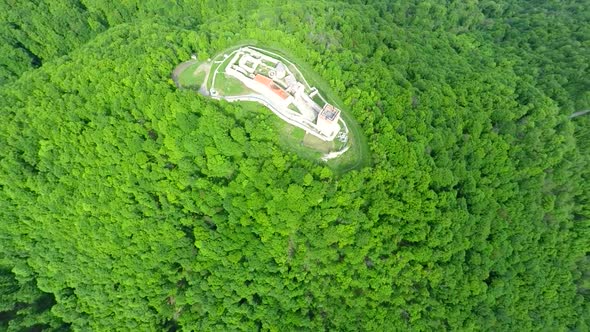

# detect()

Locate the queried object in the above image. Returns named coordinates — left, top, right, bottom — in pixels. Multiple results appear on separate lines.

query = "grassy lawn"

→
left=178, top=62, right=202, bottom=89
left=333, top=137, right=347, bottom=151
left=292, top=127, right=306, bottom=140
left=302, top=134, right=333, bottom=153
left=208, top=53, right=233, bottom=89
left=215, top=74, right=249, bottom=96
left=312, top=94, right=325, bottom=107
left=195, top=71, right=206, bottom=85
left=235, top=100, right=264, bottom=113
left=272, top=118, right=334, bottom=161
left=280, top=134, right=324, bottom=160
left=210, top=52, right=253, bottom=96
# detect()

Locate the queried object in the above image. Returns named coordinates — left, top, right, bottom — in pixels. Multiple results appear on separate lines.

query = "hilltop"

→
left=0, top=1, right=588, bottom=331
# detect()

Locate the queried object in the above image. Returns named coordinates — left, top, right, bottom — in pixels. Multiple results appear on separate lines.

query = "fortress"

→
left=223, top=47, right=343, bottom=141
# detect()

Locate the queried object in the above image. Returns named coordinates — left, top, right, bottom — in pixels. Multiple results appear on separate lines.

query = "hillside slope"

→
left=0, top=1, right=588, bottom=331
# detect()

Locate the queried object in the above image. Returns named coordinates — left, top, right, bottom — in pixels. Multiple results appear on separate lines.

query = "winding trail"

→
left=196, top=62, right=211, bottom=96
left=570, top=109, right=590, bottom=119
left=322, top=145, right=350, bottom=161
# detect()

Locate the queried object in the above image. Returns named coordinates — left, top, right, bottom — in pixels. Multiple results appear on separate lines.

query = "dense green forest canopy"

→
left=0, top=0, right=588, bottom=331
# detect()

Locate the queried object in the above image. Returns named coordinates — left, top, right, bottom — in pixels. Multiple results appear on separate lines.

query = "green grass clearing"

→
left=276, top=123, right=323, bottom=160
left=178, top=62, right=202, bottom=88
left=215, top=74, right=250, bottom=96
left=312, top=94, right=325, bottom=107
left=207, top=54, right=232, bottom=89
left=303, top=134, right=333, bottom=153
left=292, top=127, right=306, bottom=141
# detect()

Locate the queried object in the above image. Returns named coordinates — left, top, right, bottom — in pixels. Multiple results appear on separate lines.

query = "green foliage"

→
left=0, top=0, right=588, bottom=331
left=0, top=263, right=68, bottom=331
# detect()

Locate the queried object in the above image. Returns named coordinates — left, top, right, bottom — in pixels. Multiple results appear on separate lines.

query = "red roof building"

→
left=254, top=74, right=290, bottom=100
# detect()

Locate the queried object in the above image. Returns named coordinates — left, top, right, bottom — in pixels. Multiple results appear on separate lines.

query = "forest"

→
left=0, top=0, right=588, bottom=331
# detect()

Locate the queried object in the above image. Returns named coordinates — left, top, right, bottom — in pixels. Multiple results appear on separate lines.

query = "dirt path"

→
left=196, top=62, right=211, bottom=96
left=570, top=109, right=590, bottom=119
